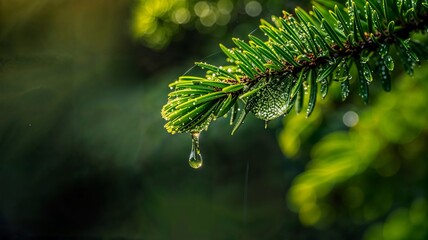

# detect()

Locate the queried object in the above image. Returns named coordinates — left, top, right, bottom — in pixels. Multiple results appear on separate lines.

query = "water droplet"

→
left=341, top=79, right=350, bottom=101
left=320, top=80, right=328, bottom=99
left=360, top=56, right=369, bottom=64
left=384, top=55, right=394, bottom=71
left=362, top=63, right=373, bottom=82
left=188, top=132, right=203, bottom=169
left=379, top=44, right=387, bottom=57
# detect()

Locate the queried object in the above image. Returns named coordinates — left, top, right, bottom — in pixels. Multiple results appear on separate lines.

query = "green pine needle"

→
left=162, top=0, right=428, bottom=135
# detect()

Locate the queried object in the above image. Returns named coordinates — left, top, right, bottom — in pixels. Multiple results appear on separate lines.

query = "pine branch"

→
left=162, top=0, right=428, bottom=135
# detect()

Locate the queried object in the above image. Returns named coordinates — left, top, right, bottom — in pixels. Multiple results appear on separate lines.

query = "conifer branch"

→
left=162, top=0, right=428, bottom=135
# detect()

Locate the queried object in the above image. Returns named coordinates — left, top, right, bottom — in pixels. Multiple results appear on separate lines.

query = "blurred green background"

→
left=0, top=0, right=427, bottom=239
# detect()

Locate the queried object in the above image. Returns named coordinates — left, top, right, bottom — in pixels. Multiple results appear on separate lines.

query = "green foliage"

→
left=131, top=0, right=269, bottom=50
left=162, top=0, right=428, bottom=135
left=132, top=0, right=235, bottom=49
left=282, top=66, right=428, bottom=233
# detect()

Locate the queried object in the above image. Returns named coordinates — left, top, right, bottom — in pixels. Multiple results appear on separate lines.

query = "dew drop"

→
left=360, top=56, right=369, bottom=64
left=362, top=63, right=373, bottom=82
left=188, top=132, right=203, bottom=169
left=384, top=55, right=394, bottom=71
left=320, top=80, right=328, bottom=99
left=341, top=80, right=350, bottom=101
left=328, top=58, right=336, bottom=65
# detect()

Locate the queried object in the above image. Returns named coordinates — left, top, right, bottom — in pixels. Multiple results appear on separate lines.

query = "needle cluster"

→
left=162, top=0, right=428, bottom=135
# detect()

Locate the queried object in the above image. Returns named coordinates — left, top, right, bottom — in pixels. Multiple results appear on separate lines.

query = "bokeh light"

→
left=172, top=8, right=191, bottom=24
left=194, top=1, right=211, bottom=17
left=342, top=110, right=359, bottom=127
left=132, top=0, right=239, bottom=49
left=245, top=1, right=262, bottom=17
left=217, top=0, right=234, bottom=14
left=132, top=0, right=183, bottom=49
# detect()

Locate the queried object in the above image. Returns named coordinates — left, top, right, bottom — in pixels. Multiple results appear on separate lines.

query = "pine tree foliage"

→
left=161, top=0, right=428, bottom=135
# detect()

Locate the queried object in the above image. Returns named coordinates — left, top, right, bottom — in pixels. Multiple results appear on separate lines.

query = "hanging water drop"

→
left=188, top=132, right=203, bottom=169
